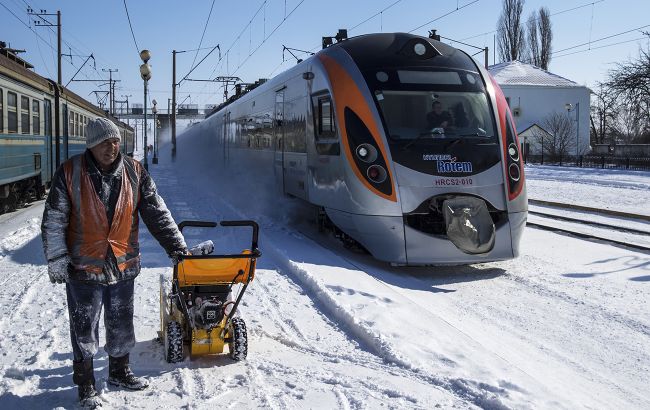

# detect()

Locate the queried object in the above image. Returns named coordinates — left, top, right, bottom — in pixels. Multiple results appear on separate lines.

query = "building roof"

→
left=488, top=60, right=581, bottom=88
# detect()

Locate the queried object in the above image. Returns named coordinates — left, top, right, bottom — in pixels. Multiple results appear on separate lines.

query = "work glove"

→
left=169, top=248, right=190, bottom=265
left=48, top=255, right=71, bottom=284
left=189, top=240, right=214, bottom=256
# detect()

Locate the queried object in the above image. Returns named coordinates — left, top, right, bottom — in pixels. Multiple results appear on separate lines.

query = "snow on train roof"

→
left=488, top=60, right=581, bottom=87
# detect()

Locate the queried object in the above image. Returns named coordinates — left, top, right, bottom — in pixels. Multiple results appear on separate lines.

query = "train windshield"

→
left=370, top=70, right=496, bottom=147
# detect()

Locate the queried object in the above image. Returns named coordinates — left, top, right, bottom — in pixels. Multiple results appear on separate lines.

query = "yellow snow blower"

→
left=160, top=220, right=260, bottom=362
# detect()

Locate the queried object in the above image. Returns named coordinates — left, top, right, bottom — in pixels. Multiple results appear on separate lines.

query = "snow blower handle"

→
left=177, top=221, right=218, bottom=233
left=220, top=220, right=259, bottom=253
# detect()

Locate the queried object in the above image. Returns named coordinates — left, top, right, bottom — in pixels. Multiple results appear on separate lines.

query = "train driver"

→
left=426, top=100, right=453, bottom=129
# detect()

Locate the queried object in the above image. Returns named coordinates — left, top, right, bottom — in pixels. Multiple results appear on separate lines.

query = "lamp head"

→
left=565, top=103, right=573, bottom=111
left=140, top=63, right=152, bottom=81
left=139, top=49, right=151, bottom=63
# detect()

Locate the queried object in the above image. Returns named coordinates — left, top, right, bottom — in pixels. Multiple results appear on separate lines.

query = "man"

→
left=426, top=100, right=453, bottom=129
left=41, top=117, right=187, bottom=407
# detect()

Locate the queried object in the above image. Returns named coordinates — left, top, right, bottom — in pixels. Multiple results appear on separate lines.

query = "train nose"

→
left=442, top=196, right=495, bottom=254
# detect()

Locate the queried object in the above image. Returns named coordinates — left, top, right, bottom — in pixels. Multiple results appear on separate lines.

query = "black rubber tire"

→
left=229, top=317, right=248, bottom=361
left=165, top=321, right=184, bottom=363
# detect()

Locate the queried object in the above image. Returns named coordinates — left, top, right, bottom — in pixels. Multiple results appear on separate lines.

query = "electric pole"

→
left=172, top=50, right=177, bottom=155
left=103, top=68, right=118, bottom=115
left=28, top=8, right=63, bottom=166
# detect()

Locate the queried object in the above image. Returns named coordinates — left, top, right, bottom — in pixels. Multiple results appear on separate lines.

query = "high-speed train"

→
left=0, top=43, right=134, bottom=213
left=199, top=32, right=527, bottom=265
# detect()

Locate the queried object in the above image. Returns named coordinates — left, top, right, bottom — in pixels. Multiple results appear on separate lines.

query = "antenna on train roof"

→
left=322, top=29, right=348, bottom=49
left=428, top=30, right=441, bottom=41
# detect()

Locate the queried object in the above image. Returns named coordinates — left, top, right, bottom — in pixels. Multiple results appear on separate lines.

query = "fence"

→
left=525, top=154, right=650, bottom=171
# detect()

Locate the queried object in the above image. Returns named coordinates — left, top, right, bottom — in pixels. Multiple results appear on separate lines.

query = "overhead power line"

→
left=190, top=0, right=217, bottom=71
left=408, top=0, right=480, bottom=34
left=458, top=0, right=605, bottom=42
left=349, top=0, right=404, bottom=32
left=123, top=0, right=140, bottom=54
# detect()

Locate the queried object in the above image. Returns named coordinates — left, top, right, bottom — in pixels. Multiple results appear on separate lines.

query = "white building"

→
left=488, top=61, right=591, bottom=158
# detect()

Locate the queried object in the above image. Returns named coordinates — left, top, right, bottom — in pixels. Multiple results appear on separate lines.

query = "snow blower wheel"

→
left=165, top=321, right=184, bottom=363
left=228, top=317, right=248, bottom=361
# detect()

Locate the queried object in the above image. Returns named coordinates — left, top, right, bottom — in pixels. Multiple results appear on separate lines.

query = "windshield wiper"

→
left=402, top=128, right=445, bottom=150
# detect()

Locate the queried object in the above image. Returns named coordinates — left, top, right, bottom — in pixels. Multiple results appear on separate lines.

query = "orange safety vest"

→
left=63, top=154, right=140, bottom=274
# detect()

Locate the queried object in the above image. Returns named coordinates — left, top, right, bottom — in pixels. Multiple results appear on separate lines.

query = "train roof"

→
left=0, top=48, right=53, bottom=94
left=336, top=32, right=478, bottom=72
left=205, top=32, right=480, bottom=118
left=0, top=45, right=130, bottom=131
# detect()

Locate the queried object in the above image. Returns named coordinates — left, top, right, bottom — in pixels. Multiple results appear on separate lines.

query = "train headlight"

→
left=414, top=43, right=427, bottom=56
left=367, top=165, right=387, bottom=184
left=507, top=143, right=520, bottom=161
left=508, top=163, right=521, bottom=182
left=355, top=144, right=377, bottom=163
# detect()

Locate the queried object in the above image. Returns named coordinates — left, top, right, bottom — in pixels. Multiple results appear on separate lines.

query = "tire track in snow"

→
left=193, top=194, right=482, bottom=408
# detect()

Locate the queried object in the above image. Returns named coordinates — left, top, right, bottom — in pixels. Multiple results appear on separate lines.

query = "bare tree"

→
left=497, top=0, right=526, bottom=62
left=607, top=47, right=650, bottom=121
left=526, top=11, right=540, bottom=66
left=538, top=7, right=552, bottom=69
left=536, top=112, right=576, bottom=161
left=526, top=7, right=552, bottom=69
left=589, top=82, right=618, bottom=145
left=613, top=99, right=646, bottom=144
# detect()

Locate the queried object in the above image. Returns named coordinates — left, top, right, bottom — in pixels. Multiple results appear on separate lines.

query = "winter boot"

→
left=73, top=358, right=101, bottom=408
left=107, top=354, right=149, bottom=390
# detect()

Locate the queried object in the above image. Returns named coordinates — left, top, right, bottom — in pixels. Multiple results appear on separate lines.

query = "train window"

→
left=32, top=100, right=40, bottom=135
left=74, top=112, right=79, bottom=137
left=316, top=96, right=336, bottom=139
left=68, top=110, right=74, bottom=136
left=312, top=93, right=339, bottom=155
left=7, top=92, right=17, bottom=133
left=21, top=96, right=30, bottom=134
left=81, top=116, right=85, bottom=137
left=0, top=88, right=3, bottom=133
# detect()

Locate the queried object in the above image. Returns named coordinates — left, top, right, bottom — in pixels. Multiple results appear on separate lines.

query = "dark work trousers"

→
left=66, top=278, right=136, bottom=361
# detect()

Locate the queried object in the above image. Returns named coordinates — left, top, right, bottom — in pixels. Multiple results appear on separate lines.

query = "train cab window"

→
left=0, top=88, right=3, bottom=132
left=317, top=96, right=335, bottom=138
left=21, top=96, right=30, bottom=134
left=32, top=100, right=40, bottom=135
left=312, top=93, right=340, bottom=155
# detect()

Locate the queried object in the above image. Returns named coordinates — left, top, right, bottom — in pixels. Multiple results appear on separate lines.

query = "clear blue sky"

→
left=2, top=0, right=649, bottom=111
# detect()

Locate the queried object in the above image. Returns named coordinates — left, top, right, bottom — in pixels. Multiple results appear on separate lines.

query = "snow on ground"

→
left=525, top=165, right=650, bottom=216
left=0, top=134, right=649, bottom=409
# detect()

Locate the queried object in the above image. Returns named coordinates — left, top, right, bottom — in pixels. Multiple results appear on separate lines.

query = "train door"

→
left=43, top=98, right=53, bottom=182
left=62, top=103, right=69, bottom=161
left=223, top=111, right=230, bottom=162
left=274, top=90, right=285, bottom=193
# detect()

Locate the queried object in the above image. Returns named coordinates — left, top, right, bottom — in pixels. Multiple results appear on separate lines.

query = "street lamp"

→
left=565, top=102, right=580, bottom=165
left=140, top=49, right=152, bottom=170
left=152, top=99, right=158, bottom=164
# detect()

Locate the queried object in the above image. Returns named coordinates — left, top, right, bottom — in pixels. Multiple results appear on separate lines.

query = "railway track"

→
left=527, top=199, right=650, bottom=252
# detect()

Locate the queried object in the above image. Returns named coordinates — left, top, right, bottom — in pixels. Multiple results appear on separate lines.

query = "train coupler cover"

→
left=443, top=197, right=495, bottom=254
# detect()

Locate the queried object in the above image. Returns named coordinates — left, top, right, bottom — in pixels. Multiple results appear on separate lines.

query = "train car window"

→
left=32, top=100, right=40, bottom=135
left=7, top=92, right=17, bottom=133
left=81, top=116, right=85, bottom=137
left=21, top=96, right=30, bottom=134
left=0, top=88, right=3, bottom=133
left=68, top=109, right=73, bottom=137
left=74, top=112, right=79, bottom=137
